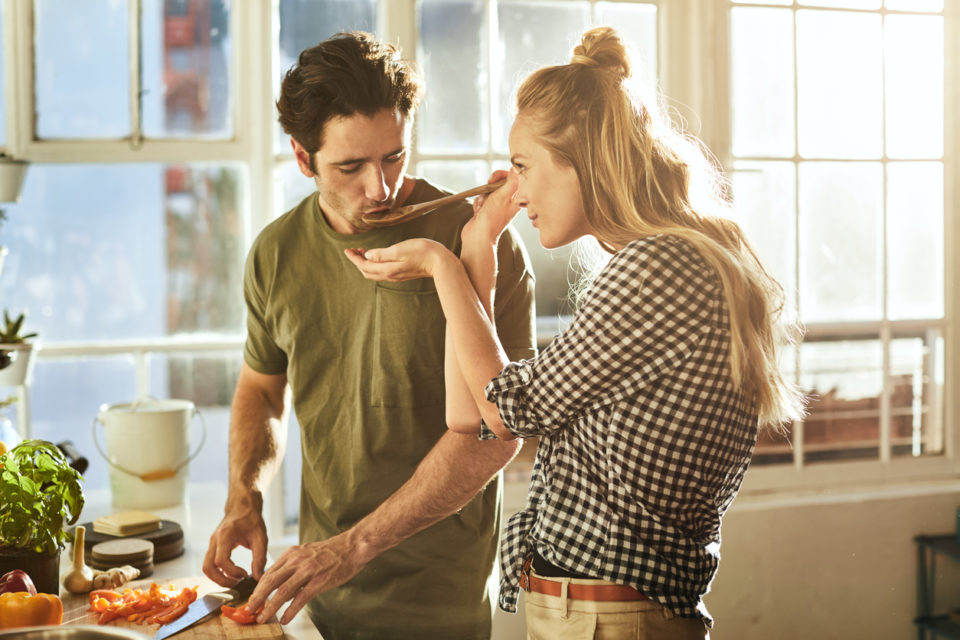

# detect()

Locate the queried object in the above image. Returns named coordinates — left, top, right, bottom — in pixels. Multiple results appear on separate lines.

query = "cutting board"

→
left=61, top=576, right=285, bottom=639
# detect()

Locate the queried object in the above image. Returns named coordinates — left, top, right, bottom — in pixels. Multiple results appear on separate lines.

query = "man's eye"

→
left=385, top=153, right=405, bottom=164
left=339, top=165, right=361, bottom=174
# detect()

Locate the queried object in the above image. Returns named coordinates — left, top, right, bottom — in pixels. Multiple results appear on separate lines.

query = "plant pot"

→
left=0, top=546, right=61, bottom=595
left=0, top=342, right=37, bottom=386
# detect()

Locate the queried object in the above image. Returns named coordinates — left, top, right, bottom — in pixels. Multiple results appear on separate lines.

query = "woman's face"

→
left=508, top=114, right=591, bottom=249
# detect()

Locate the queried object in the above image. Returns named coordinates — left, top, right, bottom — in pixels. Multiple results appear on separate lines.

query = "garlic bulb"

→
left=61, top=525, right=95, bottom=594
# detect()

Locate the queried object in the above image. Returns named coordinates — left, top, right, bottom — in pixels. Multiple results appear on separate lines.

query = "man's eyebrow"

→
left=330, top=147, right=406, bottom=167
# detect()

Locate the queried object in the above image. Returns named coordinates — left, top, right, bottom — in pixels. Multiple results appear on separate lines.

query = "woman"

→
left=347, top=26, right=804, bottom=640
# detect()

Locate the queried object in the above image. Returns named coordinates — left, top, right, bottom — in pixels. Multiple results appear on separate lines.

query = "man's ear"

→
left=291, top=138, right=316, bottom=178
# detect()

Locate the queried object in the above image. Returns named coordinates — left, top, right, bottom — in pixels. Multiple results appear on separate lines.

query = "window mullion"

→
left=6, top=0, right=32, bottom=155
left=129, top=0, right=142, bottom=148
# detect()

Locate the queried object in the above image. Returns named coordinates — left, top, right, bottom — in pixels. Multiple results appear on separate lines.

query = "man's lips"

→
left=364, top=205, right=393, bottom=216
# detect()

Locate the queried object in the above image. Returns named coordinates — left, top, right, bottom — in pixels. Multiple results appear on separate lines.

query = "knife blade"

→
left=153, top=576, right=258, bottom=640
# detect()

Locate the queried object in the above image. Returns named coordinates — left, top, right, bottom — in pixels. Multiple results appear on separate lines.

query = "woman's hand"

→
left=345, top=238, right=451, bottom=283
left=463, top=169, right=521, bottom=248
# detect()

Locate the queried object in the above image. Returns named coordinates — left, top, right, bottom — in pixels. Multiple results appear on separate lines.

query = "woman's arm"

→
left=444, top=170, right=520, bottom=433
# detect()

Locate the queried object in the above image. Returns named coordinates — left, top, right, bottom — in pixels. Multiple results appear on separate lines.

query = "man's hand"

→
left=202, top=501, right=269, bottom=588
left=245, top=533, right=372, bottom=625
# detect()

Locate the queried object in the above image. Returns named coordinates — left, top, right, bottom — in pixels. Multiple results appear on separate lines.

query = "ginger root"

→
left=91, top=565, right=140, bottom=590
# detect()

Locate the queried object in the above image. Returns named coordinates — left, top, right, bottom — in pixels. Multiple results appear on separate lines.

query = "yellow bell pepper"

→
left=0, top=591, right=63, bottom=629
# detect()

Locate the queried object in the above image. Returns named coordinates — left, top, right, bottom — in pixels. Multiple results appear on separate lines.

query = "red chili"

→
left=221, top=603, right=261, bottom=625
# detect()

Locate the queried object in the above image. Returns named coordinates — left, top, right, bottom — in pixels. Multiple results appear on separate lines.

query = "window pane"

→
left=0, top=164, right=245, bottom=341
left=887, top=162, right=944, bottom=320
left=730, top=161, right=797, bottom=303
left=274, top=0, right=376, bottom=154
left=890, top=334, right=944, bottom=458
left=29, top=355, right=139, bottom=493
left=801, top=339, right=882, bottom=464
left=417, top=160, right=490, bottom=194
left=418, top=0, right=487, bottom=153
left=797, top=10, right=882, bottom=159
left=34, top=0, right=131, bottom=139
left=596, top=3, right=657, bottom=79
left=730, top=7, right=795, bottom=158
left=276, top=160, right=315, bottom=215
left=886, top=0, right=943, bottom=10
left=494, top=1, right=591, bottom=153
left=885, top=14, right=943, bottom=159
left=799, top=162, right=882, bottom=322
left=154, top=352, right=238, bottom=485
left=799, top=0, right=880, bottom=8
left=141, top=0, right=233, bottom=139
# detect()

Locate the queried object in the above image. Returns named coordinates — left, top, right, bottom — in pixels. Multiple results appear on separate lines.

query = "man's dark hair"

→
left=276, top=31, right=424, bottom=170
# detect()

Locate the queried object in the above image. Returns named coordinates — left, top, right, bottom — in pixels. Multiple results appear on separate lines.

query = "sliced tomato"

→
left=221, top=603, right=261, bottom=624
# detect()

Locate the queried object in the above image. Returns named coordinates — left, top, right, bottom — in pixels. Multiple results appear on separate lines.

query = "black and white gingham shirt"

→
left=480, top=235, right=758, bottom=626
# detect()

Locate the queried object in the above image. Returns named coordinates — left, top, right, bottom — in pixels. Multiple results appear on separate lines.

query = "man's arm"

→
left=247, top=429, right=519, bottom=624
left=203, top=362, right=289, bottom=587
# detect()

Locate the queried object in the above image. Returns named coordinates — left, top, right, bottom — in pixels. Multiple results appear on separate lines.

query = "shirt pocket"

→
left=369, top=280, right=446, bottom=408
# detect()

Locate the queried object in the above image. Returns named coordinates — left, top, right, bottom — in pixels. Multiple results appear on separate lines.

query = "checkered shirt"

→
left=480, top=235, right=758, bottom=626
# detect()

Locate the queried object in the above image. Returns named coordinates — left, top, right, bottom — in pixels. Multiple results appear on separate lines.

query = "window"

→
left=728, top=0, right=949, bottom=482
left=0, top=1, right=247, bottom=504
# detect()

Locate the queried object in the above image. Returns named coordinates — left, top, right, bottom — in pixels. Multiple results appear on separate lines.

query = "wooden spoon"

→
left=362, top=178, right=507, bottom=227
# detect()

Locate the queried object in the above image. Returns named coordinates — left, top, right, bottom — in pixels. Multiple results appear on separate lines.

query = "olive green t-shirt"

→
left=242, top=178, right=537, bottom=639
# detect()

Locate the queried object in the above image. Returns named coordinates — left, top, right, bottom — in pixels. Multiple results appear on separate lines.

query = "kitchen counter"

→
left=63, top=483, right=322, bottom=640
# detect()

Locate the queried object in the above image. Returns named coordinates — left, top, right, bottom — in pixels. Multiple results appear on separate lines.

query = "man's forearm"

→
left=226, top=382, right=289, bottom=512
left=344, top=430, right=521, bottom=563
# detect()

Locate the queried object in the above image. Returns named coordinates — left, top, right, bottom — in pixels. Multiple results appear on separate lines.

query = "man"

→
left=202, top=31, right=536, bottom=640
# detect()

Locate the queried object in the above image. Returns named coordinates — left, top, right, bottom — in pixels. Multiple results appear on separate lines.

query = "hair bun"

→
left=571, top=26, right=631, bottom=79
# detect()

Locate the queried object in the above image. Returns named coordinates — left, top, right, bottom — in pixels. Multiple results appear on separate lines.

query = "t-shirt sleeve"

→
left=242, top=242, right=288, bottom=375
left=493, top=225, right=537, bottom=363
left=485, top=238, right=718, bottom=438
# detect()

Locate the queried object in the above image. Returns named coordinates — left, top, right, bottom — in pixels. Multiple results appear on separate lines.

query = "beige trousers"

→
left=523, top=571, right=709, bottom=640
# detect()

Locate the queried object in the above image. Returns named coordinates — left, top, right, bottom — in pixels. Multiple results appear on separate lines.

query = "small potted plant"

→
left=0, top=310, right=38, bottom=387
left=0, top=440, right=84, bottom=595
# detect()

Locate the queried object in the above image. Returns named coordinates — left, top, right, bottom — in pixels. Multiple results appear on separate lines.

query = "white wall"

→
left=708, top=491, right=960, bottom=639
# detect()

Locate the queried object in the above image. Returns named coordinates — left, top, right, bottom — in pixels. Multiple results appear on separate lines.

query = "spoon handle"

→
left=364, top=178, right=507, bottom=226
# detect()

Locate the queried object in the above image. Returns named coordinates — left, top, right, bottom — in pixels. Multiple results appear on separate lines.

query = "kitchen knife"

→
left=153, top=576, right=258, bottom=640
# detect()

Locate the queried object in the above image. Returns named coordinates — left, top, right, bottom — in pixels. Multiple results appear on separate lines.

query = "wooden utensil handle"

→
left=365, top=177, right=508, bottom=226
left=418, top=178, right=507, bottom=210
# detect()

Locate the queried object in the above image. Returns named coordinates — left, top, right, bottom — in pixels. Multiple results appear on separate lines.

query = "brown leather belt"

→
left=521, top=560, right=648, bottom=602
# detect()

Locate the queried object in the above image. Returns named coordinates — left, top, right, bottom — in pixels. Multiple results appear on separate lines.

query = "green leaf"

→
left=0, top=439, right=85, bottom=552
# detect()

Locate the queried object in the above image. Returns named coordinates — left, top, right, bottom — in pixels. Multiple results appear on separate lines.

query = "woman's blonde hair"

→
left=516, top=26, right=805, bottom=427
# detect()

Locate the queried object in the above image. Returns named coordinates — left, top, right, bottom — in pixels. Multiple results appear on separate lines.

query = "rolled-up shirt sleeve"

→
left=481, top=359, right=540, bottom=438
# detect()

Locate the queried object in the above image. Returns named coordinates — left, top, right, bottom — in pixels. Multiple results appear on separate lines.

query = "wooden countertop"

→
left=62, top=484, right=322, bottom=640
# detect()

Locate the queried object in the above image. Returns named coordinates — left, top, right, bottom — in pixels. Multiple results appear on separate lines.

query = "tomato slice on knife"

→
left=221, top=603, right=262, bottom=624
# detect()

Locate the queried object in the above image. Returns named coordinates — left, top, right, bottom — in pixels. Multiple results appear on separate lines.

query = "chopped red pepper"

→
left=221, top=603, right=261, bottom=625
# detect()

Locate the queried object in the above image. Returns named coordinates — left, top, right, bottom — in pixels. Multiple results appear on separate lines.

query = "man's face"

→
left=293, top=108, right=412, bottom=234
